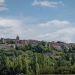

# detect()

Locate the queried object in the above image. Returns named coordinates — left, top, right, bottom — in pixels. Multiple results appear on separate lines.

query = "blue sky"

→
left=0, top=0, right=75, bottom=43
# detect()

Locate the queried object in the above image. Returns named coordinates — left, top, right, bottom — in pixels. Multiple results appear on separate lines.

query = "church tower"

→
left=16, top=35, right=19, bottom=40
left=16, top=35, right=20, bottom=44
left=1, top=38, right=5, bottom=44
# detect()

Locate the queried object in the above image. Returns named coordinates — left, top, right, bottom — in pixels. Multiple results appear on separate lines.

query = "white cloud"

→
left=32, top=0, right=64, bottom=8
left=0, top=0, right=5, bottom=5
left=0, top=18, right=20, bottom=27
left=0, top=0, right=8, bottom=11
left=0, top=18, right=22, bottom=37
left=39, top=20, right=70, bottom=28
left=0, top=17, right=33, bottom=38
left=36, top=27, right=75, bottom=43
left=30, top=19, right=75, bottom=43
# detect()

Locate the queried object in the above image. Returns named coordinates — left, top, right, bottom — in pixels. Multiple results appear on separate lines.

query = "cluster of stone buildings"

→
left=0, top=35, right=72, bottom=50
left=0, top=36, right=39, bottom=49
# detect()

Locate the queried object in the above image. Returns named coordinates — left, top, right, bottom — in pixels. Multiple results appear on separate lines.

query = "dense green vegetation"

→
left=0, top=41, right=75, bottom=75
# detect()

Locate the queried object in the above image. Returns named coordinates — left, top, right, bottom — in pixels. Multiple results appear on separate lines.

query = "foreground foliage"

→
left=0, top=41, right=75, bottom=75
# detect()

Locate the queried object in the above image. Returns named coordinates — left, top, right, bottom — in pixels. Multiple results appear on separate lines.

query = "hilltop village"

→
left=0, top=36, right=39, bottom=49
left=0, top=35, right=75, bottom=50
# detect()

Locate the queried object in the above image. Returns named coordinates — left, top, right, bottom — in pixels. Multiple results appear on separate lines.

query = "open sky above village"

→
left=0, top=0, right=75, bottom=43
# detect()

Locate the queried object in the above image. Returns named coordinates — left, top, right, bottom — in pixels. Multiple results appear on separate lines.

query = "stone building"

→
left=0, top=36, right=40, bottom=49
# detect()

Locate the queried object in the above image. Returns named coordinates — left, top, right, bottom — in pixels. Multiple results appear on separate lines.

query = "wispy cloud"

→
left=33, top=19, right=75, bottom=43
left=0, top=17, right=33, bottom=38
left=0, top=0, right=8, bottom=11
left=39, top=20, right=70, bottom=28
left=32, top=0, right=64, bottom=8
left=37, top=27, right=75, bottom=43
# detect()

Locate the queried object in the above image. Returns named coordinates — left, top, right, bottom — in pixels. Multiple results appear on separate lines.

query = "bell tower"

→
left=16, top=35, right=20, bottom=44
left=1, top=38, right=5, bottom=44
left=16, top=35, right=19, bottom=40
